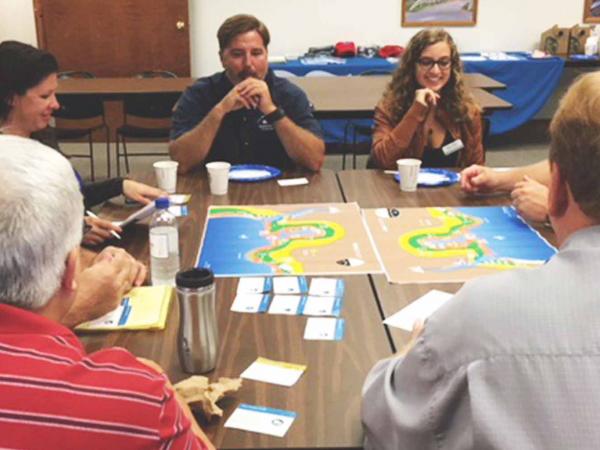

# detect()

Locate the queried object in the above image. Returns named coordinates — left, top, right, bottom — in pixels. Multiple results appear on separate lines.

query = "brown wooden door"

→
left=33, top=0, right=190, bottom=77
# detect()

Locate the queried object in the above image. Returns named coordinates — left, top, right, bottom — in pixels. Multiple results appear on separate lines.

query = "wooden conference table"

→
left=83, top=169, right=391, bottom=449
left=57, top=73, right=511, bottom=119
left=337, top=170, right=555, bottom=350
left=82, top=168, right=544, bottom=448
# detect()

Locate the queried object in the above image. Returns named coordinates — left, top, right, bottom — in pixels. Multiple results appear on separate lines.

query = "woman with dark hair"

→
left=370, top=29, right=484, bottom=169
left=0, top=40, right=165, bottom=245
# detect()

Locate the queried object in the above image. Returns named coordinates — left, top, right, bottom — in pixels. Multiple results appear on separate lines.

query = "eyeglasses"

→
left=417, top=57, right=452, bottom=70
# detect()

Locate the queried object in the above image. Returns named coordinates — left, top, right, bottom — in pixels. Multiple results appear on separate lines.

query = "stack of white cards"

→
left=231, top=277, right=344, bottom=319
left=225, top=278, right=349, bottom=439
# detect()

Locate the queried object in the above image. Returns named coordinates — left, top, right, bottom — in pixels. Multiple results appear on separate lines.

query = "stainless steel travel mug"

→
left=176, top=268, right=218, bottom=373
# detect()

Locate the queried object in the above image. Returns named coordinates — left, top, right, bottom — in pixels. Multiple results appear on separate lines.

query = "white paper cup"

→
left=206, top=161, right=231, bottom=195
left=153, top=160, right=178, bottom=194
left=396, top=158, right=422, bottom=192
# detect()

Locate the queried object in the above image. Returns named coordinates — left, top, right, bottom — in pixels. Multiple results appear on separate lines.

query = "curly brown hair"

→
left=383, top=29, right=477, bottom=125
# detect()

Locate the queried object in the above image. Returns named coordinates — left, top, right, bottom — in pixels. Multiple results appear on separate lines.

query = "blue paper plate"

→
left=394, top=168, right=460, bottom=187
left=228, top=164, right=282, bottom=182
left=569, top=54, right=600, bottom=61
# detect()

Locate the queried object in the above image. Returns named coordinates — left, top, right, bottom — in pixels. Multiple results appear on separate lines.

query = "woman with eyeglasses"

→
left=369, top=29, right=484, bottom=169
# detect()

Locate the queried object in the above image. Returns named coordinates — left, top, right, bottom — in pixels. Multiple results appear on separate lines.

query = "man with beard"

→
left=169, top=14, right=325, bottom=173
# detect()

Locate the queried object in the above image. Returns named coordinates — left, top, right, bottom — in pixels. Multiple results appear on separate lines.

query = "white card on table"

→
left=168, top=205, right=188, bottom=217
left=241, top=357, right=307, bottom=387
left=237, top=277, right=272, bottom=294
left=84, top=301, right=126, bottom=327
left=224, top=404, right=296, bottom=437
left=303, top=317, right=345, bottom=340
left=300, top=296, right=342, bottom=317
left=308, top=278, right=344, bottom=297
left=268, top=295, right=303, bottom=315
left=383, top=289, right=453, bottom=331
left=231, top=294, right=271, bottom=313
left=277, top=177, right=309, bottom=187
left=273, top=276, right=308, bottom=294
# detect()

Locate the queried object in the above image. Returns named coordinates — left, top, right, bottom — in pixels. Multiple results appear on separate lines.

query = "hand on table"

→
left=511, top=176, right=549, bottom=223
left=83, top=216, right=122, bottom=246
left=123, top=179, right=166, bottom=205
left=414, top=88, right=440, bottom=107
left=91, top=246, right=147, bottom=287
left=460, top=164, right=502, bottom=194
left=61, top=247, right=147, bottom=327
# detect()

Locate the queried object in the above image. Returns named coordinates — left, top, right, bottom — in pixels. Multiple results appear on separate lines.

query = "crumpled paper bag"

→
left=174, top=376, right=242, bottom=419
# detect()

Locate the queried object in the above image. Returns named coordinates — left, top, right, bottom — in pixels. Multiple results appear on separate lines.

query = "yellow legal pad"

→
left=76, top=286, right=173, bottom=331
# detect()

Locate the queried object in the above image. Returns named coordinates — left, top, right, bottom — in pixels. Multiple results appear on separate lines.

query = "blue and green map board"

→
left=363, top=206, right=557, bottom=284
left=197, top=203, right=382, bottom=277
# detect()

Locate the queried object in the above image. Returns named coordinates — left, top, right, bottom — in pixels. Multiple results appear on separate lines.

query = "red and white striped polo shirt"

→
left=0, top=303, right=209, bottom=450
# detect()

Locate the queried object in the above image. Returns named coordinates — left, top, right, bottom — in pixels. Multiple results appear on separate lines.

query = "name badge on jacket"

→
left=442, top=139, right=464, bottom=156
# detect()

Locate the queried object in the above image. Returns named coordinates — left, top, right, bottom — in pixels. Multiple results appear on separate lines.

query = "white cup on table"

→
left=396, top=158, right=422, bottom=192
left=206, top=161, right=231, bottom=195
left=153, top=160, right=179, bottom=194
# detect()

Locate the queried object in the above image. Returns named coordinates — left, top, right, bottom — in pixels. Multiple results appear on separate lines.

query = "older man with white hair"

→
left=0, top=135, right=213, bottom=450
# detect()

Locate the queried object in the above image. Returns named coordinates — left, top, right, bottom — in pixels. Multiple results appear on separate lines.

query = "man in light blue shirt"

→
left=362, top=72, right=600, bottom=450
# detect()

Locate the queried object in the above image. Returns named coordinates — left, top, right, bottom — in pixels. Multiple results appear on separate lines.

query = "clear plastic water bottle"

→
left=149, top=197, right=180, bottom=286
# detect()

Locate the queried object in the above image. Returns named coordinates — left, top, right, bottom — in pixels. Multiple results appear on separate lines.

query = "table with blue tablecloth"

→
left=461, top=52, right=564, bottom=134
left=271, top=53, right=564, bottom=141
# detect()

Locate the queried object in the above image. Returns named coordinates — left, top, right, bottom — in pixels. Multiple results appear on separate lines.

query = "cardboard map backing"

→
left=363, top=206, right=557, bottom=284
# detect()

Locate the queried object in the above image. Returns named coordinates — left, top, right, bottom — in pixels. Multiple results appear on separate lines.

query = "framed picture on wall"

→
left=584, top=0, right=600, bottom=23
left=402, top=0, right=478, bottom=27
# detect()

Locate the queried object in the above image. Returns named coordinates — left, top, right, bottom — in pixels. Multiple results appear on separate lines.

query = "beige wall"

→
left=1, top=0, right=587, bottom=77
left=0, top=0, right=36, bottom=45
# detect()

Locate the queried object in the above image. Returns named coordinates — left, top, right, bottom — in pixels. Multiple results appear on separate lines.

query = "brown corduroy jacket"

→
left=369, top=100, right=485, bottom=169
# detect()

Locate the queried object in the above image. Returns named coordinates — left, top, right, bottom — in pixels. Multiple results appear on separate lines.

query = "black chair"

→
left=341, top=70, right=392, bottom=169
left=54, top=71, right=109, bottom=181
left=342, top=121, right=374, bottom=169
left=115, top=70, right=180, bottom=176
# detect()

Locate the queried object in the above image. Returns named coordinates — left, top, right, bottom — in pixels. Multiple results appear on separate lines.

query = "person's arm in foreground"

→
left=61, top=247, right=146, bottom=327
left=461, top=159, right=550, bottom=194
left=362, top=319, right=439, bottom=449
left=83, top=178, right=165, bottom=209
left=169, top=101, right=230, bottom=174
left=511, top=175, right=549, bottom=222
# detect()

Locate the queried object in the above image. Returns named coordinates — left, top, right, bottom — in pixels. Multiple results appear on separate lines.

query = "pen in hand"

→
left=85, top=210, right=122, bottom=240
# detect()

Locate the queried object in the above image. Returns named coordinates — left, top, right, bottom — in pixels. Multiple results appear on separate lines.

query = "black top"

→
left=421, top=131, right=459, bottom=168
left=30, top=127, right=124, bottom=208
left=170, top=70, right=323, bottom=170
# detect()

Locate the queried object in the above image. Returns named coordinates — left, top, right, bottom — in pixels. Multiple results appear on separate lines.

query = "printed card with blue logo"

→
left=224, top=404, right=296, bottom=437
